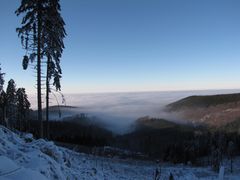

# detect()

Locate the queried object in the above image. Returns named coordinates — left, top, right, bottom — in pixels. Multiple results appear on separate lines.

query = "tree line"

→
left=115, top=120, right=240, bottom=172
left=0, top=66, right=30, bottom=131
left=0, top=0, right=66, bottom=140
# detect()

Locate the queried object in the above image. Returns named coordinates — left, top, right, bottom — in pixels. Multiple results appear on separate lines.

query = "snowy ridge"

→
left=0, top=125, right=240, bottom=180
left=0, top=125, right=79, bottom=179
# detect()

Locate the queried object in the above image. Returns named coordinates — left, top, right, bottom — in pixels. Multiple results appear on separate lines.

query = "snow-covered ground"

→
left=0, top=125, right=240, bottom=180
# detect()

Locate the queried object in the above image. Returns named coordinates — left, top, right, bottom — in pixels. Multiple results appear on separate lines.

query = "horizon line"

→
left=27, top=88, right=240, bottom=96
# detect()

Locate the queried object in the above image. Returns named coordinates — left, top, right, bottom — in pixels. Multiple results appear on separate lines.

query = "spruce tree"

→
left=6, top=79, right=17, bottom=127
left=16, top=0, right=44, bottom=137
left=16, top=88, right=30, bottom=131
left=43, top=0, right=66, bottom=139
left=0, top=65, right=6, bottom=125
left=0, top=65, right=4, bottom=92
left=16, top=0, right=65, bottom=137
left=0, top=91, right=7, bottom=126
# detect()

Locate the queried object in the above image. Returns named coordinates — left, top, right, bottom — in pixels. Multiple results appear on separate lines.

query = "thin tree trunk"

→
left=46, top=55, right=50, bottom=139
left=19, top=114, right=21, bottom=131
left=37, top=2, right=43, bottom=138
left=3, top=107, right=7, bottom=127
left=1, top=107, right=4, bottom=125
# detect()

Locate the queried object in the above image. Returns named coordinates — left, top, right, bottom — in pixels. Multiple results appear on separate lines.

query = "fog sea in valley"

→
left=29, top=89, right=240, bottom=133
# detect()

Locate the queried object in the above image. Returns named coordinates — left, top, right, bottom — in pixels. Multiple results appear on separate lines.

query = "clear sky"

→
left=0, top=0, right=240, bottom=94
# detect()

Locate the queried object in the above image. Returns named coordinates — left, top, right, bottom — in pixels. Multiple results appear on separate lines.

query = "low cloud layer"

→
left=29, top=89, right=240, bottom=133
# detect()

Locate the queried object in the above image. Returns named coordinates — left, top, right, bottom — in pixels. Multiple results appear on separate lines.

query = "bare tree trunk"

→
left=46, top=55, right=50, bottom=139
left=37, top=2, right=43, bottom=138
left=3, top=107, right=7, bottom=127
left=19, top=116, right=21, bottom=131
left=1, top=107, right=5, bottom=125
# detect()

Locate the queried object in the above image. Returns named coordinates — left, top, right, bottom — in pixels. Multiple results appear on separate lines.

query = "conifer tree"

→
left=16, top=0, right=45, bottom=137
left=0, top=65, right=4, bottom=92
left=16, top=0, right=66, bottom=137
left=0, top=65, right=6, bottom=125
left=43, top=0, right=66, bottom=139
left=6, top=79, right=17, bottom=127
left=16, top=88, right=30, bottom=131
left=0, top=91, right=7, bottom=125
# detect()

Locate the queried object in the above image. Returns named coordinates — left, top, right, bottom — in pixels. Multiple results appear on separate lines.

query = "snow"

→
left=0, top=125, right=240, bottom=180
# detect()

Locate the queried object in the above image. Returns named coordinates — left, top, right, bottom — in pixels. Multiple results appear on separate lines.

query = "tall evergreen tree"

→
left=0, top=65, right=4, bottom=92
left=0, top=91, right=7, bottom=125
left=0, top=65, right=6, bottom=125
left=16, top=0, right=65, bottom=137
left=43, top=0, right=66, bottom=139
left=6, top=79, right=17, bottom=127
left=16, top=0, right=44, bottom=137
left=16, top=88, right=30, bottom=131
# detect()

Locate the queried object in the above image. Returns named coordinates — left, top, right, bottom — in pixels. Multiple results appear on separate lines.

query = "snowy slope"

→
left=0, top=125, right=240, bottom=180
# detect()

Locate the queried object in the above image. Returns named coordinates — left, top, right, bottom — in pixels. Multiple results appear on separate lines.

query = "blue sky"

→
left=0, top=0, right=240, bottom=94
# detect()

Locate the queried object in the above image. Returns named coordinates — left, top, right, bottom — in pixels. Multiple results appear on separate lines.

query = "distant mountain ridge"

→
left=167, top=93, right=240, bottom=111
left=166, top=93, right=240, bottom=128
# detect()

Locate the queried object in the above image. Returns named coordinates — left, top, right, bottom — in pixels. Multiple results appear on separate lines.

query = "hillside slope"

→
left=0, top=125, right=240, bottom=179
left=166, top=93, right=240, bottom=127
left=167, top=93, right=240, bottom=111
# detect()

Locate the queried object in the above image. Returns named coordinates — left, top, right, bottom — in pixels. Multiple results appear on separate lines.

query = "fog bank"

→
left=28, top=89, right=240, bottom=133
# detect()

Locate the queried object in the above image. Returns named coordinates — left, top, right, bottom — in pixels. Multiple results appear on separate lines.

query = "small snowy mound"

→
left=0, top=126, right=79, bottom=180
